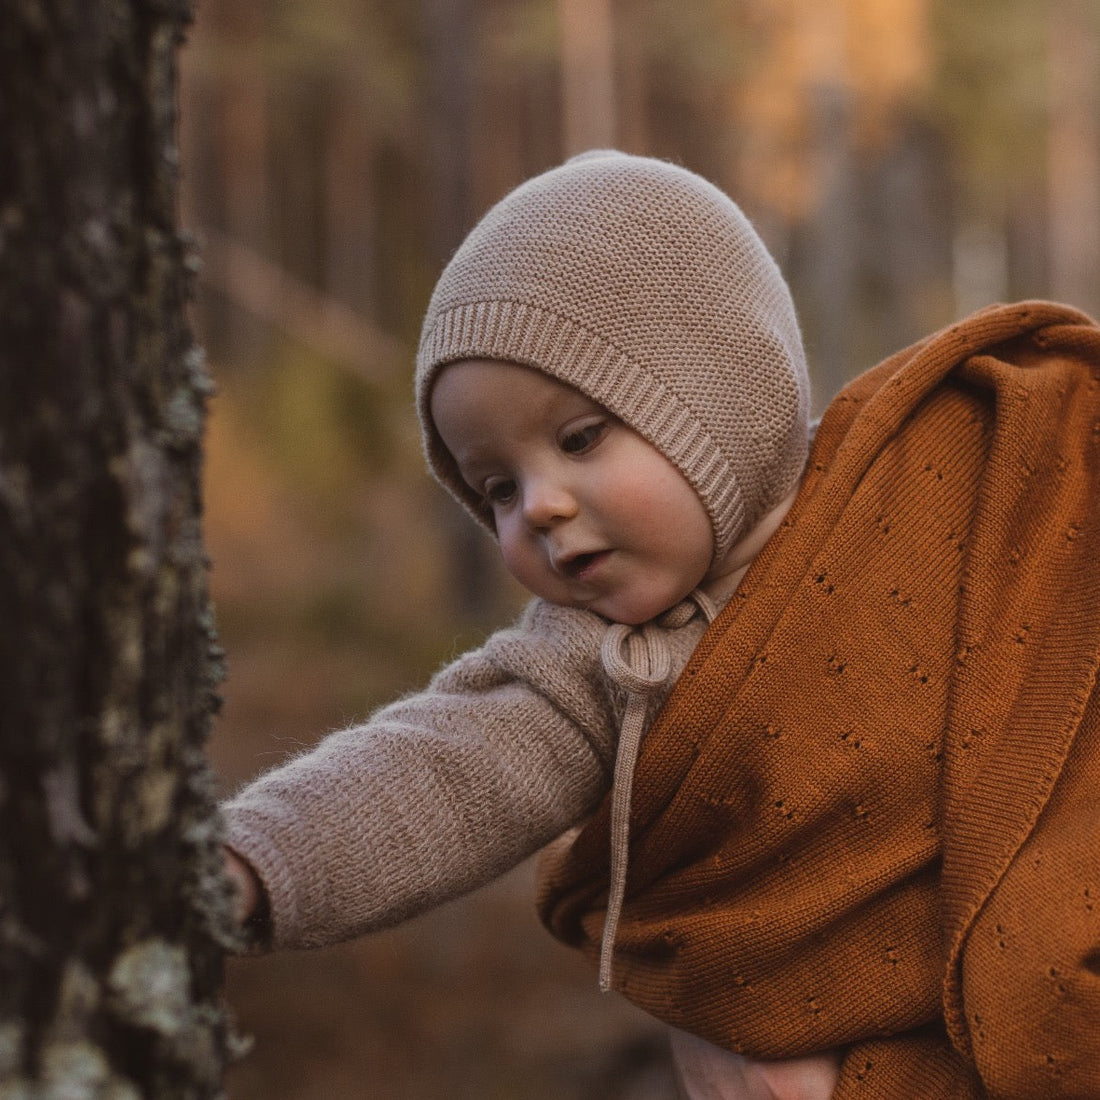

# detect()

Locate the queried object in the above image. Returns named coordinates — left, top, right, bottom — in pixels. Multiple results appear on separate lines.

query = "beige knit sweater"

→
left=222, top=597, right=711, bottom=951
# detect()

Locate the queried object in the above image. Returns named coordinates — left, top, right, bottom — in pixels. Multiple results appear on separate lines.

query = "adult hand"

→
left=670, top=1028, right=841, bottom=1100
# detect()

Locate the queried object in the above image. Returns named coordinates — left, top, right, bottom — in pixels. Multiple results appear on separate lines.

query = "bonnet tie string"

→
left=597, top=591, right=718, bottom=991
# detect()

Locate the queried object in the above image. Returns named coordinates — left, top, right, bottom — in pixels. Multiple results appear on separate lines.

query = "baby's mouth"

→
left=561, top=550, right=610, bottom=579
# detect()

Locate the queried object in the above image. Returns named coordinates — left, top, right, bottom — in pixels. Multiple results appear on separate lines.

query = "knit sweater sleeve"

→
left=221, top=601, right=618, bottom=951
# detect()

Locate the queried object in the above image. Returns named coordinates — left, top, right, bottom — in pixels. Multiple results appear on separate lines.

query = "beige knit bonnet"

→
left=416, top=149, right=810, bottom=560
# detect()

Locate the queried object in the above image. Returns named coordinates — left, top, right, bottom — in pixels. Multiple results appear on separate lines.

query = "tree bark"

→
left=0, top=1, right=233, bottom=1095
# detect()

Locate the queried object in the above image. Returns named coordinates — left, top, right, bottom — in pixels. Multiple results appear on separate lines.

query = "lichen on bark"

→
left=0, top=0, right=234, bottom=1094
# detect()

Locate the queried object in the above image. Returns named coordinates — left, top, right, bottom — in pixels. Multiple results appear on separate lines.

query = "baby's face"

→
left=430, top=359, right=715, bottom=625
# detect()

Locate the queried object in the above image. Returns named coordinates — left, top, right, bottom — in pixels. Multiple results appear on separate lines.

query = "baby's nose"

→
left=522, top=478, right=578, bottom=527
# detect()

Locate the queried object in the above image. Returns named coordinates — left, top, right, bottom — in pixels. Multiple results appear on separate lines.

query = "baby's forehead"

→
left=432, top=357, right=607, bottom=414
left=430, top=358, right=615, bottom=467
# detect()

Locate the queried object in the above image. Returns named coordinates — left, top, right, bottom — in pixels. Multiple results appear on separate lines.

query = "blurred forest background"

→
left=181, top=0, right=1100, bottom=1095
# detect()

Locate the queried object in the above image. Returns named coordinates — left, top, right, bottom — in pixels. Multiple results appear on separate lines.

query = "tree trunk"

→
left=1047, top=0, right=1100, bottom=314
left=557, top=0, right=617, bottom=155
left=422, top=0, right=503, bottom=622
left=0, top=1, right=233, bottom=1095
left=804, top=79, right=857, bottom=406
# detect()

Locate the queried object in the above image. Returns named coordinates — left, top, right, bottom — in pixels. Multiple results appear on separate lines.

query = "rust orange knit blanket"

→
left=537, top=301, right=1100, bottom=1097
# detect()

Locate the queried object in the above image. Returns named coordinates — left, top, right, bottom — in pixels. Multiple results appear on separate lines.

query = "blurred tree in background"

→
left=180, top=2, right=1100, bottom=1096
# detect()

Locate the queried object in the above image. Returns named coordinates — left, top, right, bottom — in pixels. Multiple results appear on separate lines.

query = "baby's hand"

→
left=671, top=1028, right=841, bottom=1100
left=223, top=846, right=263, bottom=926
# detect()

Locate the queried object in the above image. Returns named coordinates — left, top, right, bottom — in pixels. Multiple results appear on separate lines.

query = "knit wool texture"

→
left=416, top=150, right=810, bottom=560
left=537, top=301, right=1100, bottom=1095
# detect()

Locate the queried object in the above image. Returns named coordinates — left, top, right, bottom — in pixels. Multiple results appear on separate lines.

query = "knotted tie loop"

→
left=600, top=621, right=673, bottom=694
left=596, top=592, right=717, bottom=991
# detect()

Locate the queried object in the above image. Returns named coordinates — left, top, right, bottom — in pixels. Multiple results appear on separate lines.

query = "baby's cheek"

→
left=497, top=532, right=549, bottom=595
left=633, top=479, right=711, bottom=552
left=497, top=533, right=528, bottom=582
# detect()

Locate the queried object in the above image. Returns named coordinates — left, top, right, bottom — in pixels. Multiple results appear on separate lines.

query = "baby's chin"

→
left=516, top=566, right=701, bottom=626
left=569, top=591, right=696, bottom=627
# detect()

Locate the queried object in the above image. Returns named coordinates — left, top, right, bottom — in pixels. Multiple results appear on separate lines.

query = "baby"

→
left=223, top=150, right=838, bottom=1096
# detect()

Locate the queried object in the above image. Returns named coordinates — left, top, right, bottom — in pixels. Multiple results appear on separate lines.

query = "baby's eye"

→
left=560, top=420, right=608, bottom=455
left=483, top=477, right=517, bottom=506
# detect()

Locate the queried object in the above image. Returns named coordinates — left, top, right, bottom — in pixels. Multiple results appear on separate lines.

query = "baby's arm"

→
left=221, top=603, right=616, bottom=950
